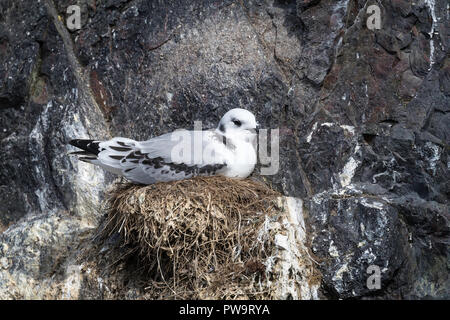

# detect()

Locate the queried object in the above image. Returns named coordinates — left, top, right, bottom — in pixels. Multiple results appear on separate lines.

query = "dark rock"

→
left=0, top=0, right=448, bottom=299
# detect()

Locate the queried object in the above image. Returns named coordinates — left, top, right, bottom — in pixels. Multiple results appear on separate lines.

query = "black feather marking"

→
left=109, top=155, right=123, bottom=160
left=232, top=118, right=241, bottom=127
left=69, top=151, right=95, bottom=156
left=141, top=157, right=227, bottom=176
left=124, top=168, right=134, bottom=173
left=110, top=146, right=132, bottom=152
left=198, top=163, right=226, bottom=175
left=126, top=152, right=142, bottom=160
left=117, top=141, right=134, bottom=147
left=79, top=157, right=97, bottom=163
left=212, top=132, right=235, bottom=150
left=69, top=139, right=101, bottom=156
left=142, top=157, right=164, bottom=169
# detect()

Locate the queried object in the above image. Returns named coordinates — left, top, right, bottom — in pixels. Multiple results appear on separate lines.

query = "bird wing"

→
left=77, top=130, right=229, bottom=184
left=138, top=130, right=229, bottom=165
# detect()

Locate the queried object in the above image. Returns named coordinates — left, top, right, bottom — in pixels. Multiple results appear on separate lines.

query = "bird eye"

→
left=232, top=119, right=241, bottom=127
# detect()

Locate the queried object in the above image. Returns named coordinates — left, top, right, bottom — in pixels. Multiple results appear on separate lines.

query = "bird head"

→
left=217, top=108, right=258, bottom=134
left=217, top=108, right=258, bottom=147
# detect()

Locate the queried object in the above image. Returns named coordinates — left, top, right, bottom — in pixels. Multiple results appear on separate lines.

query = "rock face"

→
left=0, top=0, right=448, bottom=299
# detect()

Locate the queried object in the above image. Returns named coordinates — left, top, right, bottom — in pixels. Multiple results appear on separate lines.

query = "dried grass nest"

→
left=93, top=176, right=312, bottom=299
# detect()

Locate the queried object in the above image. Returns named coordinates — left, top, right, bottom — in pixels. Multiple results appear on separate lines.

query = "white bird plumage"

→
left=69, top=108, right=258, bottom=184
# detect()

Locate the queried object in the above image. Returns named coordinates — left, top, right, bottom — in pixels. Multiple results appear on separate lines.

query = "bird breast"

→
left=224, top=138, right=257, bottom=178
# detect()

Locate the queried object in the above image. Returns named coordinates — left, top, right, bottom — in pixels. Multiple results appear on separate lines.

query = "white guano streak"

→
left=425, top=0, right=437, bottom=70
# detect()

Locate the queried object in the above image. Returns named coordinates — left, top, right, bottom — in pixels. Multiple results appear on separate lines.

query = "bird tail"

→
left=68, top=139, right=101, bottom=162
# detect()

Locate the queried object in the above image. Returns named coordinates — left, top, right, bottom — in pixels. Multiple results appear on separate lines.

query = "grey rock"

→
left=0, top=0, right=448, bottom=299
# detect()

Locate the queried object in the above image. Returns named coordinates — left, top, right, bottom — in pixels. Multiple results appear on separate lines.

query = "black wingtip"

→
left=68, top=139, right=90, bottom=147
left=68, top=139, right=101, bottom=156
left=68, top=150, right=95, bottom=156
left=79, top=156, right=97, bottom=163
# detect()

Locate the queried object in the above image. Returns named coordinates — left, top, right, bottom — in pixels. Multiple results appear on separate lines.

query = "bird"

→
left=68, top=108, right=258, bottom=184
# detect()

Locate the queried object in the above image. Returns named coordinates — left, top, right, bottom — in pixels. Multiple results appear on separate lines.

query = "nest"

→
left=87, top=176, right=319, bottom=299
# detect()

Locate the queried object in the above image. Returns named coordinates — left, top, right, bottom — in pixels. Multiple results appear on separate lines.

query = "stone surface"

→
left=0, top=196, right=320, bottom=300
left=0, top=0, right=448, bottom=299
